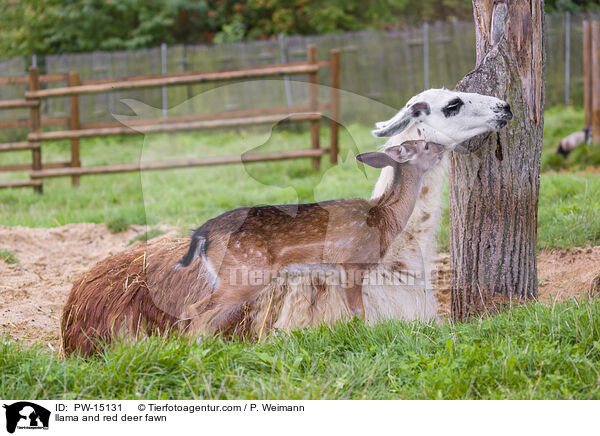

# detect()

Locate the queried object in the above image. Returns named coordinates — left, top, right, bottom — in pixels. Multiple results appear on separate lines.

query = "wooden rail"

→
left=0, top=73, right=68, bottom=86
left=592, top=21, right=600, bottom=143
left=30, top=149, right=328, bottom=179
left=0, top=99, right=39, bottom=109
left=79, top=104, right=328, bottom=130
left=0, top=180, right=43, bottom=189
left=79, top=61, right=330, bottom=85
left=25, top=63, right=320, bottom=99
left=0, top=161, right=70, bottom=172
left=28, top=112, right=322, bottom=142
left=0, top=142, right=40, bottom=152
left=0, top=118, right=68, bottom=129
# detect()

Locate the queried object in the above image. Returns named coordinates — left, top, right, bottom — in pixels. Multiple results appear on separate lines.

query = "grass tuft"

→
left=106, top=216, right=133, bottom=233
left=0, top=248, right=17, bottom=264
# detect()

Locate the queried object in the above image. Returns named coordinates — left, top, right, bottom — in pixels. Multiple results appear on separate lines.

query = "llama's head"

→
left=372, top=88, right=512, bottom=149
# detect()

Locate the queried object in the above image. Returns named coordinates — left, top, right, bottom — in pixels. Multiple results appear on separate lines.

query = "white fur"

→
left=250, top=88, right=511, bottom=334
left=372, top=88, right=509, bottom=149
left=365, top=88, right=510, bottom=323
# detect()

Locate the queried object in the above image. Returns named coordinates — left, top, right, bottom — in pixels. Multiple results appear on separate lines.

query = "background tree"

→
left=449, top=0, right=545, bottom=319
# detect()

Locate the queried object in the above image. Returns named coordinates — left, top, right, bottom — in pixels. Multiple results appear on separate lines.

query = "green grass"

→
left=0, top=112, right=599, bottom=250
left=0, top=125, right=378, bottom=231
left=0, top=247, right=17, bottom=264
left=537, top=172, right=600, bottom=248
left=2, top=300, right=599, bottom=399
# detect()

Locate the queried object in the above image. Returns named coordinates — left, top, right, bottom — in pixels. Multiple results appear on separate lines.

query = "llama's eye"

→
left=442, top=98, right=464, bottom=117
left=425, top=143, right=429, bottom=150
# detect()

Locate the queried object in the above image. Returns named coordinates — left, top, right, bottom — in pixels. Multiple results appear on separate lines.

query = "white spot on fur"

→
left=201, top=252, right=219, bottom=289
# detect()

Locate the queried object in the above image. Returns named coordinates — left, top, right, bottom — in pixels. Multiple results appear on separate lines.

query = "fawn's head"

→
left=356, top=140, right=445, bottom=174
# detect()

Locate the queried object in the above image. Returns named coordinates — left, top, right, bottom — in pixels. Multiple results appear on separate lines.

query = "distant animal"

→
left=177, top=140, right=445, bottom=335
left=556, top=127, right=591, bottom=157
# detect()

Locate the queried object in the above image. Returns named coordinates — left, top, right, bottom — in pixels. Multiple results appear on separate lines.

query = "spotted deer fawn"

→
left=176, top=140, right=445, bottom=335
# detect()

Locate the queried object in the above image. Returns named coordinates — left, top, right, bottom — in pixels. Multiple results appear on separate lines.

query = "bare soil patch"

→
left=1, top=223, right=598, bottom=350
left=0, top=224, right=177, bottom=351
left=434, top=247, right=600, bottom=318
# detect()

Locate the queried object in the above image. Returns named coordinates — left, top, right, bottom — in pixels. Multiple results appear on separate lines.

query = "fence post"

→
left=161, top=43, right=168, bottom=118
left=584, top=21, right=593, bottom=128
left=278, top=33, right=294, bottom=107
left=423, top=21, right=430, bottom=90
left=564, top=11, right=570, bottom=106
left=28, top=67, right=42, bottom=193
left=592, top=21, right=600, bottom=143
left=329, top=49, right=340, bottom=165
left=307, top=45, right=321, bottom=170
left=68, top=71, right=81, bottom=186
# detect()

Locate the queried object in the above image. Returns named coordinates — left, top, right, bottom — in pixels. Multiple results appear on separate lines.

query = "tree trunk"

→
left=449, top=0, right=545, bottom=320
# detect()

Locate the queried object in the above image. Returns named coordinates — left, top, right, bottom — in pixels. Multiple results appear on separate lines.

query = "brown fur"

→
left=61, top=239, right=208, bottom=356
left=60, top=239, right=349, bottom=356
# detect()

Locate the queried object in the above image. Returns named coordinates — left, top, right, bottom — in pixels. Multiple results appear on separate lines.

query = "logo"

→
left=2, top=402, right=50, bottom=434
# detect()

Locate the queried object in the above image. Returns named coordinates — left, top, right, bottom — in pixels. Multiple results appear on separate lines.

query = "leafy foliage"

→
left=0, top=0, right=475, bottom=56
left=545, top=0, right=600, bottom=13
left=2, top=0, right=597, bottom=57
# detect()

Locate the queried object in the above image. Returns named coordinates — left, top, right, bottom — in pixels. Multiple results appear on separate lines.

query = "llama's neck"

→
left=369, top=165, right=424, bottom=257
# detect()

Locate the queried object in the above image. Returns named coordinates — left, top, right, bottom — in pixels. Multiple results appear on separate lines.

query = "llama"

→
left=555, top=127, right=591, bottom=157
left=61, top=89, right=512, bottom=356
left=176, top=141, right=445, bottom=335
left=362, top=88, right=512, bottom=323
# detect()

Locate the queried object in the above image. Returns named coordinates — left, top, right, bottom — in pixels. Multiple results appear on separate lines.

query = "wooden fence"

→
left=0, top=45, right=340, bottom=193
left=583, top=20, right=600, bottom=142
left=0, top=73, right=70, bottom=190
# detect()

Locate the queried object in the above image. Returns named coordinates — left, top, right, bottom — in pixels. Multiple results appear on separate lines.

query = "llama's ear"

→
left=355, top=151, right=396, bottom=168
left=372, top=102, right=431, bottom=137
left=385, top=144, right=418, bottom=163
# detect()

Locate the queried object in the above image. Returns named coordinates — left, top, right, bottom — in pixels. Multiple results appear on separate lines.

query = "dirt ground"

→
left=0, top=224, right=177, bottom=351
left=1, top=223, right=599, bottom=351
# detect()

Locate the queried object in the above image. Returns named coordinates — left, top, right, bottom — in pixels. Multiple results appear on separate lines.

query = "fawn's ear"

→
left=355, top=151, right=397, bottom=168
left=385, top=144, right=418, bottom=163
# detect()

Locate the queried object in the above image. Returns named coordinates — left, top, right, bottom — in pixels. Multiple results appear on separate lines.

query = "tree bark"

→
left=449, top=0, right=545, bottom=320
